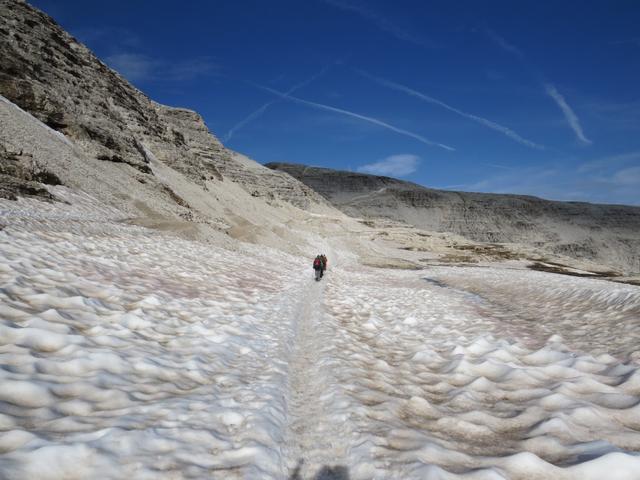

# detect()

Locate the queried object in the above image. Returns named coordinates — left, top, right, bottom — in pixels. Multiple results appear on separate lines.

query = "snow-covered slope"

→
left=1, top=192, right=640, bottom=479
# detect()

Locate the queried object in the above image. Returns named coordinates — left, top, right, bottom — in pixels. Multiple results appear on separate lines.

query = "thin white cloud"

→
left=322, top=0, right=437, bottom=48
left=105, top=53, right=217, bottom=83
left=254, top=84, right=455, bottom=151
left=73, top=26, right=141, bottom=49
left=358, top=154, right=419, bottom=176
left=358, top=70, right=544, bottom=150
left=483, top=27, right=525, bottom=59
left=437, top=183, right=468, bottom=190
left=105, top=53, right=158, bottom=82
left=224, top=67, right=329, bottom=142
left=166, top=58, right=218, bottom=81
left=482, top=28, right=593, bottom=146
left=545, top=84, right=592, bottom=145
left=461, top=160, right=640, bottom=205
left=578, top=150, right=640, bottom=173
left=612, top=166, right=640, bottom=186
left=463, top=166, right=578, bottom=200
left=485, top=163, right=515, bottom=170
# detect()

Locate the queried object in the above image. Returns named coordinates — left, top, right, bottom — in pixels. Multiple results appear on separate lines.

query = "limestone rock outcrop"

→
left=0, top=0, right=323, bottom=209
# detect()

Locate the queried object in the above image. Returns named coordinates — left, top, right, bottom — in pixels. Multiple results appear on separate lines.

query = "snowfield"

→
left=1, top=192, right=640, bottom=480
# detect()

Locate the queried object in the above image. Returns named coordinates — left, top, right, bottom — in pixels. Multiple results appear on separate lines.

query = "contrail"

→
left=483, top=27, right=525, bottom=60
left=224, top=66, right=329, bottom=142
left=481, top=27, right=592, bottom=146
left=545, top=84, right=592, bottom=145
left=253, top=83, right=455, bottom=151
left=357, top=69, right=544, bottom=150
left=322, top=0, right=437, bottom=49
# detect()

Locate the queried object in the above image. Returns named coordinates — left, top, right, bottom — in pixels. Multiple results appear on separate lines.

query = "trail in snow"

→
left=283, top=277, right=351, bottom=478
left=1, top=192, right=640, bottom=479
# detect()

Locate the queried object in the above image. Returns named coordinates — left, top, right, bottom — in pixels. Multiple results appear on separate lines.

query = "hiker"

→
left=313, top=255, right=323, bottom=281
left=318, top=254, right=328, bottom=277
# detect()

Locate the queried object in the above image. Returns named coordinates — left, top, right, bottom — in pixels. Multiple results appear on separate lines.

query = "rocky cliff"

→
left=0, top=0, right=324, bottom=210
left=267, top=163, right=640, bottom=273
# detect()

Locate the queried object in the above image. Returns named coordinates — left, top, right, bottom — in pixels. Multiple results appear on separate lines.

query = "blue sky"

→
left=31, top=0, right=640, bottom=205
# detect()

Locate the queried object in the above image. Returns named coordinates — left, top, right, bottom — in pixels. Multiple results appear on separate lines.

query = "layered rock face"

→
left=267, top=163, right=640, bottom=273
left=0, top=0, right=322, bottom=209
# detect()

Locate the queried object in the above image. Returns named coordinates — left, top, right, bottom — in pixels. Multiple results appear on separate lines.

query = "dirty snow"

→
left=1, top=192, right=640, bottom=479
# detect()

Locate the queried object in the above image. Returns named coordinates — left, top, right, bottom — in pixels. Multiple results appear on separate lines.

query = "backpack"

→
left=313, top=258, right=321, bottom=268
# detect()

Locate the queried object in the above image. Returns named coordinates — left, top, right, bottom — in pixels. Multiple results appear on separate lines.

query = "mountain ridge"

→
left=266, top=162, right=640, bottom=274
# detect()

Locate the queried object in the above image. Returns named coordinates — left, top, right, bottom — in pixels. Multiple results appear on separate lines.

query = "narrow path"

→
left=282, top=273, right=350, bottom=479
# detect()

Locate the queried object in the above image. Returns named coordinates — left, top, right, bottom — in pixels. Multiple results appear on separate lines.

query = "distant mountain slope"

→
left=266, top=162, right=640, bottom=273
